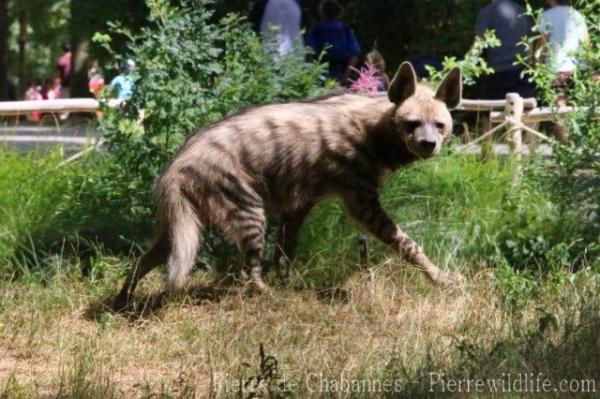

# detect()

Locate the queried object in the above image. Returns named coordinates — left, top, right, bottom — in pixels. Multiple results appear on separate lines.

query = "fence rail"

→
left=0, top=94, right=589, bottom=158
left=489, top=105, right=582, bottom=124
left=0, top=96, right=542, bottom=116
left=0, top=98, right=123, bottom=116
left=458, top=97, right=538, bottom=112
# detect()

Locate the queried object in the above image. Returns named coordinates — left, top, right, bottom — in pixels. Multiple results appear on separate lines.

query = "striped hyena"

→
left=113, top=62, right=462, bottom=310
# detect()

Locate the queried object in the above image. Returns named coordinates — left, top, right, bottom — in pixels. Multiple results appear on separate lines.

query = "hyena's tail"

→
left=157, top=181, right=204, bottom=291
left=113, top=177, right=203, bottom=311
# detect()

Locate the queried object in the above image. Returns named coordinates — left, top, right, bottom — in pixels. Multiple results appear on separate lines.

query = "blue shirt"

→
left=110, top=74, right=135, bottom=100
left=306, top=21, right=361, bottom=63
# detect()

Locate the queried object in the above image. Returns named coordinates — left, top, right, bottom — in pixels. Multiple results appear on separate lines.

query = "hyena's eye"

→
left=403, top=120, right=421, bottom=134
left=435, top=122, right=445, bottom=130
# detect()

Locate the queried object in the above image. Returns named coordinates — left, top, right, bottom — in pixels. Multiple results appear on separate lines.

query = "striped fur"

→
left=114, top=62, right=463, bottom=309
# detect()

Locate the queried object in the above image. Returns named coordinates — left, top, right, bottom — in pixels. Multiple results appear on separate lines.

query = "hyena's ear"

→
left=388, top=62, right=418, bottom=105
left=435, top=67, right=462, bottom=109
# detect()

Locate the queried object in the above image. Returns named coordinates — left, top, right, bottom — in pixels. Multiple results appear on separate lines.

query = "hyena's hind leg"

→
left=113, top=231, right=170, bottom=311
left=113, top=195, right=205, bottom=311
left=216, top=201, right=268, bottom=292
left=273, top=205, right=314, bottom=280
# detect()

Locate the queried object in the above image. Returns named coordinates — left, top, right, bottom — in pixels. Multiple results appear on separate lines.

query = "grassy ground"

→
left=1, top=261, right=599, bottom=398
left=1, top=149, right=599, bottom=398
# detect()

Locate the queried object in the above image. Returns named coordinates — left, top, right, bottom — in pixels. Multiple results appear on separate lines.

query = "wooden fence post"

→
left=505, top=93, right=524, bottom=159
left=505, top=93, right=524, bottom=183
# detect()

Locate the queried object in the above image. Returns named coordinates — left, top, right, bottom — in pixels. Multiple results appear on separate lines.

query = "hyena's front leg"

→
left=273, top=205, right=314, bottom=280
left=344, top=192, right=459, bottom=287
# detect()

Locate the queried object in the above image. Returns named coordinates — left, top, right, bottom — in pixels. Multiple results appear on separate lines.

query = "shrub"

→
left=0, top=150, right=95, bottom=274
left=425, top=29, right=500, bottom=87
left=519, top=0, right=599, bottom=206
left=91, top=0, right=328, bottom=251
left=290, top=155, right=593, bottom=287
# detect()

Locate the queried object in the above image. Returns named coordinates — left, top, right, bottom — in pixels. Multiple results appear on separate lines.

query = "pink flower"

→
left=348, top=62, right=382, bottom=95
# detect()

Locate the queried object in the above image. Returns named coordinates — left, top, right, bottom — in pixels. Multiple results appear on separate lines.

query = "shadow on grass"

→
left=313, top=286, right=352, bottom=304
left=83, top=282, right=238, bottom=322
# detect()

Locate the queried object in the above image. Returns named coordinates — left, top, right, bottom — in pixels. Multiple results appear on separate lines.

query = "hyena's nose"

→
left=418, top=139, right=437, bottom=152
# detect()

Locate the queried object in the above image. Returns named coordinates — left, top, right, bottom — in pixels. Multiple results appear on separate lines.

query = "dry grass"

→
left=1, top=259, right=598, bottom=398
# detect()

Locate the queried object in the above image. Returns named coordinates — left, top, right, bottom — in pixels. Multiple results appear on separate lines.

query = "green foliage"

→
left=343, top=0, right=486, bottom=71
left=425, top=29, right=500, bottom=86
left=5, top=0, right=148, bottom=86
left=519, top=0, right=599, bottom=207
left=7, top=0, right=70, bottom=82
left=0, top=146, right=145, bottom=275
left=0, top=152, right=597, bottom=284
left=0, top=149, right=89, bottom=273
left=293, top=155, right=596, bottom=287
left=92, top=0, right=327, bottom=251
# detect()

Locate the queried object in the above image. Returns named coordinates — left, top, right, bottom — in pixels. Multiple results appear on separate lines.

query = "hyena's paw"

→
left=429, top=268, right=464, bottom=289
left=247, top=277, right=270, bottom=294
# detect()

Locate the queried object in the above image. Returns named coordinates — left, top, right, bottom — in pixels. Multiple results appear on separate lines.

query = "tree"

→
left=69, top=0, right=148, bottom=97
left=6, top=0, right=70, bottom=96
left=0, top=0, right=8, bottom=100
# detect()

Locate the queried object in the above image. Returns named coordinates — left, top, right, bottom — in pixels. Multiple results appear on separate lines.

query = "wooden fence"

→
left=459, top=93, right=581, bottom=158
left=0, top=95, right=583, bottom=161
left=0, top=98, right=123, bottom=116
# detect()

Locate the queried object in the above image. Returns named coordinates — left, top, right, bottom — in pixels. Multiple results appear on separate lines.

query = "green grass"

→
left=0, top=150, right=79, bottom=271
left=295, top=154, right=597, bottom=287
left=0, top=149, right=599, bottom=397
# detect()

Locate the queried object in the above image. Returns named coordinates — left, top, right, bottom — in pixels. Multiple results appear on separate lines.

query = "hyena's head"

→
left=387, top=62, right=462, bottom=158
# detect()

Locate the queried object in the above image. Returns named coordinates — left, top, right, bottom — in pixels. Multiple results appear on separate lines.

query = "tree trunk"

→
left=0, top=0, right=9, bottom=100
left=19, top=10, right=27, bottom=97
left=69, top=0, right=149, bottom=98
left=70, top=0, right=91, bottom=97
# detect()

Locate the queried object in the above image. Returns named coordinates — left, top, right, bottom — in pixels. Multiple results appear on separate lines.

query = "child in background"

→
left=88, top=60, right=105, bottom=97
left=24, top=81, right=43, bottom=122
left=366, top=50, right=390, bottom=92
left=46, top=76, right=63, bottom=100
left=348, top=50, right=390, bottom=95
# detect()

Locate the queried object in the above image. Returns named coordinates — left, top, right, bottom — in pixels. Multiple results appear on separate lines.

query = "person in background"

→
left=365, top=50, right=390, bottom=92
left=88, top=60, right=106, bottom=118
left=110, top=59, right=136, bottom=100
left=475, top=0, right=536, bottom=99
left=259, top=0, right=302, bottom=57
left=49, top=74, right=69, bottom=120
left=348, top=50, right=389, bottom=95
left=55, top=43, right=72, bottom=98
left=88, top=59, right=105, bottom=98
left=305, top=0, right=361, bottom=86
left=24, top=80, right=43, bottom=122
left=536, top=0, right=588, bottom=106
left=50, top=75, right=63, bottom=100
left=40, top=79, right=52, bottom=100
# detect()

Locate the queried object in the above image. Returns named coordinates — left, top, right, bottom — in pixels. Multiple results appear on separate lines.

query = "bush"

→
left=520, top=0, right=599, bottom=207
left=291, top=155, right=594, bottom=287
left=425, top=29, right=500, bottom=87
left=0, top=150, right=100, bottom=274
left=91, top=0, right=328, bottom=251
